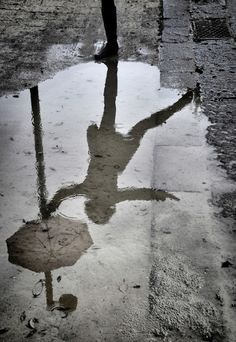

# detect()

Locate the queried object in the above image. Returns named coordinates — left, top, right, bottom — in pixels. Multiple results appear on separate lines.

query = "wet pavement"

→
left=0, top=1, right=236, bottom=342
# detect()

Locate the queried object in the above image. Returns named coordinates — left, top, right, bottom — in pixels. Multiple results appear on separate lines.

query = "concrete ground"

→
left=0, top=1, right=236, bottom=341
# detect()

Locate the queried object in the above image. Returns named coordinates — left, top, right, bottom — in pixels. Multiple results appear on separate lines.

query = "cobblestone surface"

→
left=191, top=0, right=236, bottom=220
left=160, top=0, right=236, bottom=220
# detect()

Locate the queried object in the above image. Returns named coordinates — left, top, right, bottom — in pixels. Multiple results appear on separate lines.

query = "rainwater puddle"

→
left=0, top=61, right=233, bottom=341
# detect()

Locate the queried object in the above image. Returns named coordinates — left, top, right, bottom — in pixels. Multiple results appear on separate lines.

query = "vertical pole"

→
left=30, top=86, right=48, bottom=219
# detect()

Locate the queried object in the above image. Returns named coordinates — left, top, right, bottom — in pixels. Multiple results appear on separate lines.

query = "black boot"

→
left=95, top=0, right=119, bottom=60
left=94, top=41, right=119, bottom=60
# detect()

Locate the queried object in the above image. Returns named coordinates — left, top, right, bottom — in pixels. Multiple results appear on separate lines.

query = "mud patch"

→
left=214, top=191, right=236, bottom=220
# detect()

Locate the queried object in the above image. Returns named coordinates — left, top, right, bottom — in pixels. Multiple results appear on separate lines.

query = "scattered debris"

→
left=25, top=318, right=38, bottom=338
left=50, top=305, right=68, bottom=318
left=20, top=311, right=26, bottom=322
left=54, top=121, right=64, bottom=127
left=32, top=279, right=45, bottom=298
left=26, top=328, right=37, bottom=338
left=215, top=293, right=224, bottom=304
left=152, top=327, right=168, bottom=338
left=221, top=260, right=233, bottom=268
left=61, top=311, right=68, bottom=319
left=0, top=328, right=9, bottom=335
left=119, top=279, right=128, bottom=293
left=26, top=318, right=39, bottom=330
left=10, top=137, right=14, bottom=141
left=42, top=222, right=49, bottom=232
left=38, top=329, right=47, bottom=336
left=152, top=329, right=159, bottom=337
left=195, top=66, right=203, bottom=74
left=91, top=246, right=101, bottom=250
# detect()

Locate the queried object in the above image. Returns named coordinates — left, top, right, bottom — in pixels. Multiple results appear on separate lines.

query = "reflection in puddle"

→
left=7, top=216, right=92, bottom=312
left=1, top=51, right=235, bottom=340
left=6, top=85, right=93, bottom=314
left=7, top=216, right=92, bottom=274
left=3, top=60, right=198, bottom=333
left=46, top=61, right=193, bottom=224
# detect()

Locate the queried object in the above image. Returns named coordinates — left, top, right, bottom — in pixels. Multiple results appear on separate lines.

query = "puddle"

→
left=0, top=60, right=234, bottom=341
left=0, top=61, right=191, bottom=224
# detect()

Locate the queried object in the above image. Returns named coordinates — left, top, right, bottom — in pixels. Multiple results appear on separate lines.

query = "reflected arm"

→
left=116, top=188, right=179, bottom=203
left=128, top=90, right=193, bottom=139
left=46, top=184, right=84, bottom=215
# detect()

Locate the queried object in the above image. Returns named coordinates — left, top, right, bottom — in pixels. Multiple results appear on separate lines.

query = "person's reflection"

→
left=47, top=60, right=193, bottom=224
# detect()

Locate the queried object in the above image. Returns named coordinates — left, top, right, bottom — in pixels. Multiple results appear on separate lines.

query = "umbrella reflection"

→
left=7, top=215, right=92, bottom=311
left=47, top=60, right=193, bottom=224
left=7, top=86, right=93, bottom=313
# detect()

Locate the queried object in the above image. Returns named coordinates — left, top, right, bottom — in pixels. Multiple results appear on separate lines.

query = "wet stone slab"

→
left=160, top=0, right=196, bottom=90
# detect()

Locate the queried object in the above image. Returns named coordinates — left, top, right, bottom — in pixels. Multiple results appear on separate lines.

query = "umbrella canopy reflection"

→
left=7, top=216, right=93, bottom=273
left=7, top=215, right=92, bottom=312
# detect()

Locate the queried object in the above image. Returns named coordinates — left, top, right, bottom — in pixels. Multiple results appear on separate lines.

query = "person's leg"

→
left=94, top=0, right=119, bottom=60
left=102, top=0, right=117, bottom=44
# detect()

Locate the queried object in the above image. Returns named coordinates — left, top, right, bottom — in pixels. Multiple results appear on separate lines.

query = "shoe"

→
left=94, top=42, right=119, bottom=61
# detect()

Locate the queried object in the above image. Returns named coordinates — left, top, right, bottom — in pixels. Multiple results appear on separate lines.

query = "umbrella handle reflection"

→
left=44, top=271, right=78, bottom=313
left=45, top=271, right=54, bottom=309
left=30, top=86, right=49, bottom=219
